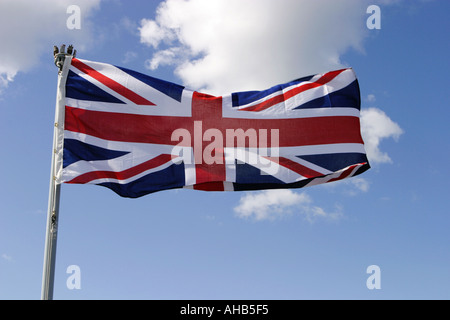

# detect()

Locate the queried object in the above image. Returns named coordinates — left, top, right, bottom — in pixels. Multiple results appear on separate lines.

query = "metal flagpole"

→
left=41, top=45, right=75, bottom=300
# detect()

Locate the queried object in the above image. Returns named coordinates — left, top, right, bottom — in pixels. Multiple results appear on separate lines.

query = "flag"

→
left=57, top=58, right=370, bottom=198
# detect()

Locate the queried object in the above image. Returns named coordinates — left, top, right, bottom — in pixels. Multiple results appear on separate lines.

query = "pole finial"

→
left=54, top=44, right=76, bottom=71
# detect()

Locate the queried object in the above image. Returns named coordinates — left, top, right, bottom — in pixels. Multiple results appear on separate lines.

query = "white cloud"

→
left=122, top=51, right=138, bottom=64
left=2, top=253, right=13, bottom=262
left=360, top=107, right=404, bottom=164
left=349, top=177, right=370, bottom=193
left=139, top=18, right=174, bottom=49
left=145, top=48, right=182, bottom=70
left=234, top=189, right=342, bottom=222
left=0, top=0, right=101, bottom=92
left=234, top=189, right=310, bottom=221
left=139, top=0, right=372, bottom=95
left=366, top=94, right=376, bottom=102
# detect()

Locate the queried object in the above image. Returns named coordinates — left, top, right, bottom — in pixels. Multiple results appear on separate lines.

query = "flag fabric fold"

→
left=57, top=58, right=370, bottom=198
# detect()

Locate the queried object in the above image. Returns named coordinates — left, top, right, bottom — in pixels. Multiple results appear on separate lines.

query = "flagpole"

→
left=41, top=45, right=75, bottom=300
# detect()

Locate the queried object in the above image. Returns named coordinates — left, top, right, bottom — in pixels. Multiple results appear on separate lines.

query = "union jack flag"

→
left=58, top=58, right=370, bottom=198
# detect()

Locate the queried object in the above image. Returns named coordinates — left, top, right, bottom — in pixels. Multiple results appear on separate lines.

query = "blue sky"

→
left=0, top=0, right=449, bottom=300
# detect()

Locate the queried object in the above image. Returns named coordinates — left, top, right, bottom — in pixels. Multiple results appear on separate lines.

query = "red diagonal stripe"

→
left=67, top=154, right=173, bottom=184
left=71, top=58, right=155, bottom=106
left=265, top=157, right=324, bottom=178
left=239, top=69, right=347, bottom=112
left=328, top=164, right=360, bottom=183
